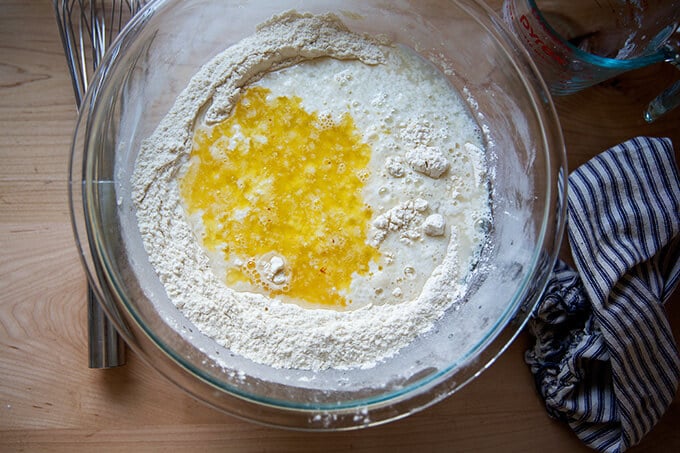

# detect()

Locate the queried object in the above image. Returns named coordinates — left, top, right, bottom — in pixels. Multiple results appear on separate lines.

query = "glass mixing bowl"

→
left=70, top=0, right=566, bottom=429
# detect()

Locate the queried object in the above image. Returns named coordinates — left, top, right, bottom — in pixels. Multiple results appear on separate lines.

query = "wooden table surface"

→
left=1, top=1, right=679, bottom=451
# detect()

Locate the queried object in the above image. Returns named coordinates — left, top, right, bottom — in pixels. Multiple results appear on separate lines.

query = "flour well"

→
left=132, top=11, right=491, bottom=371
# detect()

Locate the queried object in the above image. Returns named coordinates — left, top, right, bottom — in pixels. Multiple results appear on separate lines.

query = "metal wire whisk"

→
left=54, top=0, right=147, bottom=106
left=54, top=0, right=148, bottom=368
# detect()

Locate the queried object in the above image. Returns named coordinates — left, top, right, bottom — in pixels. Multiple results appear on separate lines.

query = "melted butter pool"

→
left=180, top=86, right=380, bottom=308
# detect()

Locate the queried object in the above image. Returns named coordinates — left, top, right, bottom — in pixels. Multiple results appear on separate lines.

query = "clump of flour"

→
left=132, top=11, right=490, bottom=371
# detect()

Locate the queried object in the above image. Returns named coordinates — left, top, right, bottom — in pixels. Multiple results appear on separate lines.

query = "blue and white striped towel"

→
left=526, top=137, right=680, bottom=452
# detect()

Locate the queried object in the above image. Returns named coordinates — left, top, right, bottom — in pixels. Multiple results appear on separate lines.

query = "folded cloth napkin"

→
left=526, top=136, right=680, bottom=452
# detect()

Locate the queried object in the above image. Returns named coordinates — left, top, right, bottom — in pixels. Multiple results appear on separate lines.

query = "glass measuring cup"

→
left=502, top=0, right=680, bottom=121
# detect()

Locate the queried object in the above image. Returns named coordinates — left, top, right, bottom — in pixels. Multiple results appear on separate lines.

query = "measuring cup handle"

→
left=645, top=81, right=680, bottom=122
left=644, top=33, right=680, bottom=122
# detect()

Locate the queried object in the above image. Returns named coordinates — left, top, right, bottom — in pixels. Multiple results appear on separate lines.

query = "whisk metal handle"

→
left=88, top=285, right=126, bottom=368
left=54, top=0, right=141, bottom=368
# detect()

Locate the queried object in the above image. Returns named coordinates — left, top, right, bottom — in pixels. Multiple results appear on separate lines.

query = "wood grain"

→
left=1, top=1, right=678, bottom=452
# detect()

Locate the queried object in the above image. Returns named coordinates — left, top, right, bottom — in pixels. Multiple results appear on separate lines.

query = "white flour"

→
left=132, top=11, right=491, bottom=371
